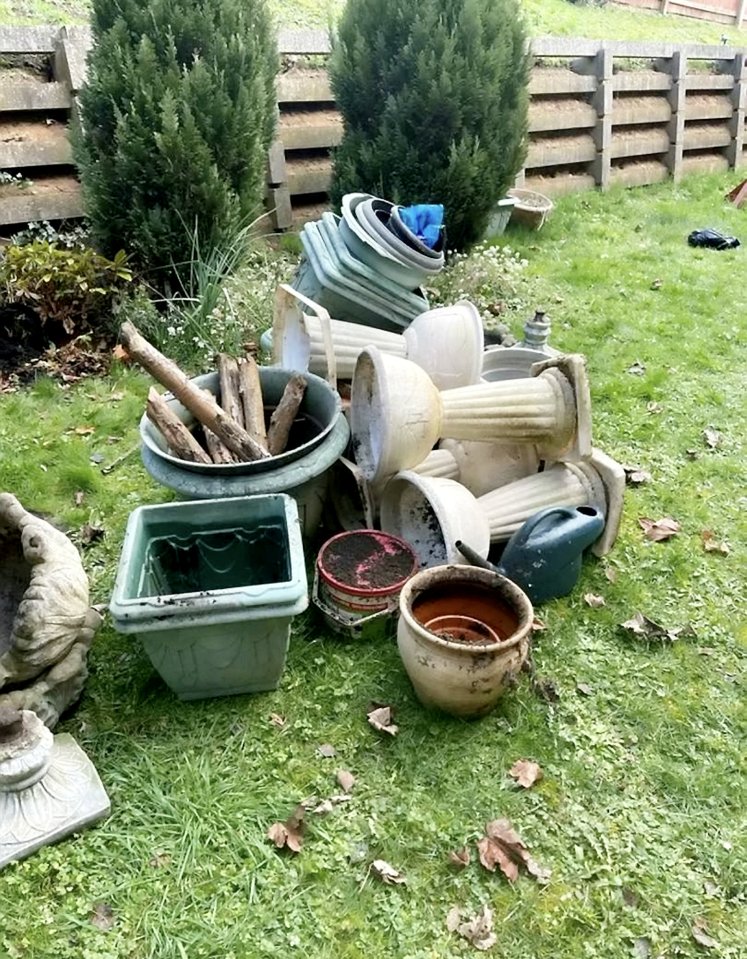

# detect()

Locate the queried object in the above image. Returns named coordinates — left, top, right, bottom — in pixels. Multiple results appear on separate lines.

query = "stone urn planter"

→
left=0, top=494, right=101, bottom=727
left=397, top=565, right=533, bottom=718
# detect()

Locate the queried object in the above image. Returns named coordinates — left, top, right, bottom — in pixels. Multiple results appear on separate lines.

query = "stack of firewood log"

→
left=120, top=322, right=307, bottom=464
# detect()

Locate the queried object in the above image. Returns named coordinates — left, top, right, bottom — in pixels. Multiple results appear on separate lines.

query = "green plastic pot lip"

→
left=398, top=564, right=534, bottom=654
left=109, top=493, right=308, bottom=626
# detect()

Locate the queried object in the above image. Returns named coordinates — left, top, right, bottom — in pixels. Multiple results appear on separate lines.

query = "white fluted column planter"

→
left=439, top=438, right=540, bottom=497
left=351, top=348, right=591, bottom=483
left=411, top=449, right=461, bottom=480
left=274, top=285, right=483, bottom=389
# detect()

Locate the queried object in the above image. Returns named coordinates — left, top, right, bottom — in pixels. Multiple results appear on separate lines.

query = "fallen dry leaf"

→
left=267, top=804, right=305, bottom=854
left=703, top=880, right=720, bottom=897
left=317, top=743, right=337, bottom=758
left=584, top=593, right=606, bottom=609
left=638, top=516, right=680, bottom=542
left=447, top=905, right=497, bottom=951
left=702, top=427, right=722, bottom=450
left=650, top=278, right=662, bottom=291
left=269, top=713, right=286, bottom=727
left=532, top=677, right=560, bottom=703
left=74, top=425, right=95, bottom=436
left=623, top=464, right=653, bottom=486
left=576, top=682, right=593, bottom=697
left=620, top=612, right=695, bottom=643
left=336, top=769, right=355, bottom=793
left=646, top=401, right=663, bottom=414
left=148, top=851, right=171, bottom=868
left=691, top=919, right=718, bottom=949
left=311, top=794, right=351, bottom=815
left=604, top=566, right=618, bottom=584
left=509, top=759, right=543, bottom=789
left=448, top=847, right=471, bottom=869
left=112, top=344, right=130, bottom=363
left=477, top=819, right=550, bottom=884
left=367, top=705, right=398, bottom=736
left=80, top=523, right=106, bottom=547
left=109, top=391, right=125, bottom=401
left=685, top=448, right=699, bottom=460
left=74, top=490, right=85, bottom=507
left=531, top=618, right=547, bottom=632
left=626, top=360, right=646, bottom=376
left=634, top=936, right=651, bottom=958
left=701, top=530, right=730, bottom=555
left=371, top=859, right=406, bottom=885
left=90, top=902, right=116, bottom=931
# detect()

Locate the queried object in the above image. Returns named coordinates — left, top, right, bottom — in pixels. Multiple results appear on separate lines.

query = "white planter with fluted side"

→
left=351, top=348, right=592, bottom=483
left=439, top=438, right=541, bottom=497
left=380, top=449, right=624, bottom=563
left=273, top=286, right=483, bottom=390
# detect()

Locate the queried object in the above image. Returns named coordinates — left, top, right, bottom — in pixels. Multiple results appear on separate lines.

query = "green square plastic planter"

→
left=109, top=495, right=308, bottom=700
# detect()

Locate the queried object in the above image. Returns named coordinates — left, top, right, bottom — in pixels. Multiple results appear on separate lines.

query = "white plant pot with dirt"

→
left=397, top=565, right=533, bottom=718
left=379, top=471, right=490, bottom=568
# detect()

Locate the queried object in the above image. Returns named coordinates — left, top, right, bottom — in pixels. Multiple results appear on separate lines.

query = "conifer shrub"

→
left=74, top=0, right=278, bottom=288
left=330, top=0, right=529, bottom=251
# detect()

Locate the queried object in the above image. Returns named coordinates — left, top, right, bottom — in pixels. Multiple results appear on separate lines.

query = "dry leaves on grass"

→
left=367, top=705, right=398, bottom=736
left=691, top=919, right=719, bottom=949
left=702, top=428, right=723, bottom=450
left=317, top=743, right=336, bottom=758
left=623, top=464, right=652, bottom=486
left=626, top=361, right=646, bottom=376
left=583, top=593, right=606, bottom=609
left=267, top=804, right=305, bottom=854
left=701, top=531, right=730, bottom=555
left=620, top=612, right=695, bottom=643
left=448, top=847, right=471, bottom=869
left=269, top=713, right=286, bottom=727
left=638, top=516, right=680, bottom=542
left=509, top=759, right=543, bottom=789
left=336, top=769, right=355, bottom=793
left=90, top=902, right=116, bottom=931
left=79, top=523, right=106, bottom=547
left=311, top=794, right=351, bottom=815
left=446, top=905, right=496, bottom=951
left=371, top=859, right=406, bottom=885
left=477, top=819, right=550, bottom=884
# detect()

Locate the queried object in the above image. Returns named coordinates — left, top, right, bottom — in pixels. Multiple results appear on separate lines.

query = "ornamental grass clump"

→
left=74, top=0, right=278, bottom=291
left=330, top=0, right=529, bottom=251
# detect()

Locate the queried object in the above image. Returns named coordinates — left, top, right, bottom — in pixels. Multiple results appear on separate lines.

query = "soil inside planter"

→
left=412, top=582, right=520, bottom=645
left=321, top=532, right=415, bottom=590
left=139, top=522, right=290, bottom=598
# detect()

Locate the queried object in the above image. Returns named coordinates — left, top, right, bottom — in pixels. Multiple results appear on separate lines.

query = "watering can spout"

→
left=455, top=540, right=499, bottom=573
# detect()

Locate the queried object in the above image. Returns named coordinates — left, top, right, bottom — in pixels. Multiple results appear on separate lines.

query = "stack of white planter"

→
left=270, top=285, right=625, bottom=567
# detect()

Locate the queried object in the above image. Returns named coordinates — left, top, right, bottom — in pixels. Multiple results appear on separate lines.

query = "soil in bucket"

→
left=321, top=531, right=415, bottom=591
left=139, top=522, right=290, bottom=598
left=412, top=582, right=519, bottom=646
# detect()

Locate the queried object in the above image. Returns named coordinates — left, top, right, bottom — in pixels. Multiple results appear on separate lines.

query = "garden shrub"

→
left=0, top=242, right=132, bottom=335
left=330, top=0, right=529, bottom=251
left=74, top=0, right=278, bottom=288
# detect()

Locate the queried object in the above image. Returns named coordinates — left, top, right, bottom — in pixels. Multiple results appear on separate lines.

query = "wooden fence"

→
left=1, top=28, right=746, bottom=231
left=614, top=0, right=747, bottom=30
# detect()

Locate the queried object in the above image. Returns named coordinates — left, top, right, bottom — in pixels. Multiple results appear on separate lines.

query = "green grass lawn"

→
left=1, top=171, right=745, bottom=958
left=2, top=0, right=747, bottom=45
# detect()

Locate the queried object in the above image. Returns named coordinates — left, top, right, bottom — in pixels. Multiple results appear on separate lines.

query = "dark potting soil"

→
left=322, top=532, right=415, bottom=590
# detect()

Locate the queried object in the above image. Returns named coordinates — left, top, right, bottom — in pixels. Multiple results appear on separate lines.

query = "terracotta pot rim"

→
left=399, top=564, right=533, bottom=653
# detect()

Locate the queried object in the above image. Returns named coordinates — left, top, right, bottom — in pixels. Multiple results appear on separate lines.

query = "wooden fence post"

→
left=592, top=46, right=613, bottom=190
left=727, top=52, right=746, bottom=168
left=666, top=50, right=687, bottom=182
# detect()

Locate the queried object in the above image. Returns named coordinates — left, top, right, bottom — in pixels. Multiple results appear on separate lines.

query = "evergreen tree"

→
left=74, top=0, right=278, bottom=285
left=330, top=0, right=529, bottom=251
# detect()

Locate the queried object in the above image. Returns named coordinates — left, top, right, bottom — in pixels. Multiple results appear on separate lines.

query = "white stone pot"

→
left=379, top=471, right=490, bottom=568
left=397, top=565, right=533, bottom=718
left=439, top=438, right=540, bottom=497
left=351, top=348, right=592, bottom=482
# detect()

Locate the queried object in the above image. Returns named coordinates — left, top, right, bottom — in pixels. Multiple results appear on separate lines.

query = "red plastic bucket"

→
left=314, top=530, right=417, bottom=639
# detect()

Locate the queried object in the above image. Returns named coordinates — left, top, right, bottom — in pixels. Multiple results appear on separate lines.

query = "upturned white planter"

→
left=379, top=449, right=624, bottom=563
left=439, top=438, right=541, bottom=497
left=379, top=472, right=490, bottom=568
left=273, top=286, right=483, bottom=390
left=351, top=348, right=591, bottom=483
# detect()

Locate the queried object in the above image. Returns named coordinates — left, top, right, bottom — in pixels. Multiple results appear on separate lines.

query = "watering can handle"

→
left=518, top=506, right=584, bottom=538
left=275, top=283, right=337, bottom=391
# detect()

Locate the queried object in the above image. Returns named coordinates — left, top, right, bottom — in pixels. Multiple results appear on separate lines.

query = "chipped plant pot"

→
left=110, top=494, right=308, bottom=700
left=397, top=565, right=533, bottom=718
left=0, top=493, right=101, bottom=728
left=379, top=471, right=490, bottom=568
left=274, top=285, right=483, bottom=390
left=351, top=348, right=592, bottom=483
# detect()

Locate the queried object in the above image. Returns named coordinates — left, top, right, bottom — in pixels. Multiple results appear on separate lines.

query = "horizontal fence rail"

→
left=0, top=28, right=745, bottom=230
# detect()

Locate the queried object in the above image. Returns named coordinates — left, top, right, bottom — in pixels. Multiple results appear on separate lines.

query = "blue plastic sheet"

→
left=399, top=204, right=444, bottom=250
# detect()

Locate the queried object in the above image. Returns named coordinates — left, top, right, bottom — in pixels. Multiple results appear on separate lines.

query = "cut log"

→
left=267, top=373, right=307, bottom=456
left=119, top=322, right=269, bottom=461
left=218, top=354, right=244, bottom=428
left=202, top=389, right=236, bottom=464
left=145, top=388, right=212, bottom=464
left=238, top=355, right=269, bottom=454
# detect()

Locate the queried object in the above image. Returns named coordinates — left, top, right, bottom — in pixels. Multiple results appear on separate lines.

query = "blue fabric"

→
left=399, top=204, right=444, bottom=249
